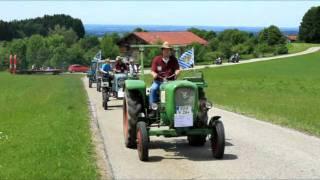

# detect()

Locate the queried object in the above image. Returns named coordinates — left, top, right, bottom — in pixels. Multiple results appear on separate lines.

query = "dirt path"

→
left=84, top=78, right=320, bottom=179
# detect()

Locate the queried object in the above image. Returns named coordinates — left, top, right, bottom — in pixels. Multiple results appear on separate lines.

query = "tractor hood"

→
left=160, top=80, right=198, bottom=127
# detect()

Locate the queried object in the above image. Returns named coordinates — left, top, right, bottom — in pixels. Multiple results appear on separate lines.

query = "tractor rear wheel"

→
left=187, top=135, right=206, bottom=146
left=97, top=79, right=101, bottom=92
left=137, top=121, right=149, bottom=161
left=89, top=79, right=92, bottom=88
left=123, top=91, right=142, bottom=148
left=211, top=120, right=225, bottom=159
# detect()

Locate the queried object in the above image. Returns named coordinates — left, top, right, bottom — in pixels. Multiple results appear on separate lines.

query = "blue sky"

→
left=0, top=1, right=319, bottom=27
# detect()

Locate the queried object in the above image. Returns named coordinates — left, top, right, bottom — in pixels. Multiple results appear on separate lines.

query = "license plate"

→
left=174, top=114, right=193, bottom=127
left=118, top=88, right=124, bottom=98
left=176, top=106, right=192, bottom=114
left=101, top=82, right=109, bottom=87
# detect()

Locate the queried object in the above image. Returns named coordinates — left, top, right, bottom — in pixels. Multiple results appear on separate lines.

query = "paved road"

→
left=84, top=79, right=320, bottom=179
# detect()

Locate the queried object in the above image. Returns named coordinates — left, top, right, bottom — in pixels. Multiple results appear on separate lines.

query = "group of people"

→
left=228, top=53, right=240, bottom=63
left=99, top=41, right=181, bottom=112
left=100, top=56, right=139, bottom=75
left=214, top=53, right=241, bottom=65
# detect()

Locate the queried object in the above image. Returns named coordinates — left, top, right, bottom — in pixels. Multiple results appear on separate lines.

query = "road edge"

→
left=84, top=78, right=114, bottom=180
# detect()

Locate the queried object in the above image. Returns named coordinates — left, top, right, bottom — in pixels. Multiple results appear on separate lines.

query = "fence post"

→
left=13, top=54, right=17, bottom=74
left=9, top=54, right=13, bottom=73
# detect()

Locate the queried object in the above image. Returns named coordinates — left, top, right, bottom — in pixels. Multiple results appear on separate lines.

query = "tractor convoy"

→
left=87, top=46, right=225, bottom=162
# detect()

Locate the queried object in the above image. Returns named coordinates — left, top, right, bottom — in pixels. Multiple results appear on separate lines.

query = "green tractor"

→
left=123, top=45, right=225, bottom=161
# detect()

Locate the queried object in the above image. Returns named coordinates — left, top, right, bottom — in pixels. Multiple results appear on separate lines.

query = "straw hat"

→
left=116, top=56, right=122, bottom=61
left=161, top=41, right=171, bottom=49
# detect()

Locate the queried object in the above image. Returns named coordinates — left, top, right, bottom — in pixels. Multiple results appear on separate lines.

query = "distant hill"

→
left=85, top=24, right=298, bottom=36
left=0, top=14, right=85, bottom=41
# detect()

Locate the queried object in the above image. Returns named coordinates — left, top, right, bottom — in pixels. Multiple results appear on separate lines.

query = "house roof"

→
left=287, top=35, right=297, bottom=41
left=132, top=31, right=208, bottom=45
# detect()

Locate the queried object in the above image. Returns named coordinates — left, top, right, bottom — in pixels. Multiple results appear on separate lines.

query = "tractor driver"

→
left=149, top=41, right=180, bottom=105
left=114, top=56, right=128, bottom=73
left=100, top=59, right=112, bottom=74
left=100, top=59, right=113, bottom=84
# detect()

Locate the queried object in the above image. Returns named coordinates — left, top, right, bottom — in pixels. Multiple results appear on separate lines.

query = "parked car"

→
left=68, top=64, right=89, bottom=73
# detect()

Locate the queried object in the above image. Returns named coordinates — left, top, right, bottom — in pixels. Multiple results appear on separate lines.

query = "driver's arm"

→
left=174, top=69, right=180, bottom=78
left=151, top=71, right=158, bottom=79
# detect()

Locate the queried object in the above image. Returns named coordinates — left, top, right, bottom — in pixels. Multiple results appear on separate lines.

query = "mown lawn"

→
left=0, top=73, right=97, bottom=179
left=199, top=51, right=320, bottom=136
left=287, top=42, right=320, bottom=54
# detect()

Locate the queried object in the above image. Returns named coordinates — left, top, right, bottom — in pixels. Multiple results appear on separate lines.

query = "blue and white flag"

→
left=178, top=48, right=194, bottom=69
left=93, top=50, right=102, bottom=61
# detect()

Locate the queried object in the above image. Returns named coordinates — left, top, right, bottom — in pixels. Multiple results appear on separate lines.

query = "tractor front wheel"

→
left=211, top=120, right=225, bottom=159
left=137, top=121, right=149, bottom=161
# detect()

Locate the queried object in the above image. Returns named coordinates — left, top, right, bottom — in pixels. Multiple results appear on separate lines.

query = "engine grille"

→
left=175, top=87, right=195, bottom=108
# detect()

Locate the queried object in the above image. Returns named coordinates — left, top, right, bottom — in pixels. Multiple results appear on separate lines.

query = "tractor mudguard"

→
left=209, top=116, right=221, bottom=127
left=125, top=80, right=147, bottom=108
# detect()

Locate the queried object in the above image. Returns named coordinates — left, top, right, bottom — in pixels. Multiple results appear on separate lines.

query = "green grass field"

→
left=287, top=42, right=320, bottom=54
left=198, top=51, right=320, bottom=136
left=0, top=73, right=97, bottom=179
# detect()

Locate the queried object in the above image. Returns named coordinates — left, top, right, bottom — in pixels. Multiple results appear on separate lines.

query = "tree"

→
left=255, top=43, right=273, bottom=57
left=49, top=25, right=78, bottom=47
left=218, top=42, right=232, bottom=58
left=218, top=29, right=250, bottom=46
left=258, top=25, right=286, bottom=46
left=134, top=27, right=147, bottom=32
left=9, top=39, right=27, bottom=69
left=26, top=35, right=45, bottom=67
left=208, top=38, right=219, bottom=51
left=187, top=27, right=216, bottom=41
left=299, top=6, right=320, bottom=43
left=0, top=14, right=85, bottom=41
left=100, top=35, right=120, bottom=59
left=79, top=36, right=99, bottom=50
left=188, top=42, right=208, bottom=63
left=50, top=44, right=68, bottom=68
left=203, top=51, right=224, bottom=63
left=67, top=44, right=85, bottom=65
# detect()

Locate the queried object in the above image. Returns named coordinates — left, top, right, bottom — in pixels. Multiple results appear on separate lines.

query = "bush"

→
left=274, top=44, right=288, bottom=55
left=203, top=51, right=224, bottom=63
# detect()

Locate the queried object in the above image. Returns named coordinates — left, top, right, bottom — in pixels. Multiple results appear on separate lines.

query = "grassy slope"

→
left=0, top=73, right=97, bottom=179
left=287, top=42, right=320, bottom=54
left=200, top=51, right=320, bottom=136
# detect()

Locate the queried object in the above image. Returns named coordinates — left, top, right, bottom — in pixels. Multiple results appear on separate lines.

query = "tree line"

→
left=0, top=24, right=290, bottom=70
left=0, top=14, right=85, bottom=41
left=0, top=25, right=120, bottom=70
left=187, top=25, right=288, bottom=64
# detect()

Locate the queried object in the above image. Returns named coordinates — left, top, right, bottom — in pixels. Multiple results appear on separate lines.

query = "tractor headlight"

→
left=151, top=103, right=158, bottom=110
left=205, top=101, right=213, bottom=109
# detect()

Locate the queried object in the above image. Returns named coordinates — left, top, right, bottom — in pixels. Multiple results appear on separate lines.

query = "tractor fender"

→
left=124, top=80, right=147, bottom=109
left=209, top=116, right=222, bottom=127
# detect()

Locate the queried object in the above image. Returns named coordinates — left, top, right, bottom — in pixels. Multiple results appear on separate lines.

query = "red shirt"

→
left=151, top=55, right=180, bottom=81
left=114, top=62, right=128, bottom=73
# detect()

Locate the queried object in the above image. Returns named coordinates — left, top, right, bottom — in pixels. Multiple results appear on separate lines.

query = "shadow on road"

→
left=148, top=139, right=237, bottom=162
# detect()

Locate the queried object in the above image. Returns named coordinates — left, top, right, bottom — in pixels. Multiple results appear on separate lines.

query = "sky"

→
left=0, top=1, right=319, bottom=27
